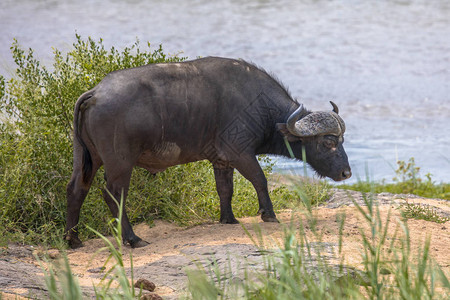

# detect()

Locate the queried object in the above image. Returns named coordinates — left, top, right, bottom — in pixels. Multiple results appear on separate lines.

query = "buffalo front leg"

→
left=234, top=156, right=278, bottom=223
left=103, top=165, right=148, bottom=248
left=213, top=167, right=238, bottom=224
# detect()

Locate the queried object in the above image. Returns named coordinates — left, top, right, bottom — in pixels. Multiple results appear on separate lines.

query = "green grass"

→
left=340, top=158, right=449, bottom=224
left=37, top=194, right=141, bottom=299
left=184, top=188, right=450, bottom=299
left=340, top=158, right=450, bottom=200
left=36, top=182, right=449, bottom=299
left=400, top=201, right=449, bottom=224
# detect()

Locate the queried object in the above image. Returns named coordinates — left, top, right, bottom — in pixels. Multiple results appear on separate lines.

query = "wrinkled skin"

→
left=65, top=57, right=351, bottom=249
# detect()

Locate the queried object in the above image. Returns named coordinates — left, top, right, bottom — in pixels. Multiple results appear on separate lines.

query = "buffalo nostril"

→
left=342, top=169, right=352, bottom=179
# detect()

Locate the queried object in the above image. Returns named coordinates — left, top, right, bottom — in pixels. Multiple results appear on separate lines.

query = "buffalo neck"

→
left=255, top=110, right=303, bottom=158
left=256, top=131, right=303, bottom=159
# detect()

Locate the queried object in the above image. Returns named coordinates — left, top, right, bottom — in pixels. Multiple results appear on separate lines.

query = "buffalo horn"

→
left=330, top=101, right=339, bottom=114
left=286, top=104, right=306, bottom=135
left=287, top=104, right=346, bottom=137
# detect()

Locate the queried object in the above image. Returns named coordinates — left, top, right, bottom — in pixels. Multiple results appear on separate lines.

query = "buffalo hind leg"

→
left=103, top=165, right=148, bottom=248
left=65, top=162, right=100, bottom=249
left=213, top=167, right=238, bottom=224
left=234, top=156, right=279, bottom=223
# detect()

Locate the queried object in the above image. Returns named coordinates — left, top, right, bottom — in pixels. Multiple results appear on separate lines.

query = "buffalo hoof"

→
left=129, top=238, right=150, bottom=248
left=220, top=217, right=239, bottom=224
left=261, top=215, right=280, bottom=223
left=258, top=209, right=279, bottom=223
left=65, top=235, right=83, bottom=249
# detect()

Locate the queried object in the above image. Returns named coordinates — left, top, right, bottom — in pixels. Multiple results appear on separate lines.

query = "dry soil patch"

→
left=1, top=190, right=448, bottom=299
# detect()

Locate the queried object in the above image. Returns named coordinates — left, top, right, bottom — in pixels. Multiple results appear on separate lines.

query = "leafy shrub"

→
left=0, top=36, right=298, bottom=246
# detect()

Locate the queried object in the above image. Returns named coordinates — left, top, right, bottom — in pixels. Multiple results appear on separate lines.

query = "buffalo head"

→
left=279, top=101, right=351, bottom=181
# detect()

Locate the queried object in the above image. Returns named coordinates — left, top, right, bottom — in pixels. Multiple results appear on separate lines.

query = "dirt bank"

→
left=1, top=190, right=448, bottom=299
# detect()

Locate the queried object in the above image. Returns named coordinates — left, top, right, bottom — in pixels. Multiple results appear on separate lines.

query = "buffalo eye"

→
left=323, top=136, right=338, bottom=149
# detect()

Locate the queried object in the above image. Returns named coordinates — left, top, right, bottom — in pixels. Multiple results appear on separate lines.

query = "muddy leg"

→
left=213, top=167, right=238, bottom=224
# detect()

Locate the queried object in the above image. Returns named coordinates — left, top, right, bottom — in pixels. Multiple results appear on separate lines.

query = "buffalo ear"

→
left=276, top=123, right=302, bottom=142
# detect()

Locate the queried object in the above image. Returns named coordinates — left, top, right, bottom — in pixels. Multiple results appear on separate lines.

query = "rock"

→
left=380, top=267, right=391, bottom=275
left=135, top=278, right=156, bottom=292
left=32, top=248, right=60, bottom=259
left=141, top=293, right=163, bottom=300
left=87, top=266, right=105, bottom=273
left=47, top=249, right=60, bottom=259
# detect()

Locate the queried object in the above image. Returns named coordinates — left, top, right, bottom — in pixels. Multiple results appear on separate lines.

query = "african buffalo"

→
left=65, top=57, right=351, bottom=248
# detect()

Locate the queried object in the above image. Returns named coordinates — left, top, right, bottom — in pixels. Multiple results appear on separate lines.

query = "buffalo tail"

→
left=73, top=90, right=94, bottom=184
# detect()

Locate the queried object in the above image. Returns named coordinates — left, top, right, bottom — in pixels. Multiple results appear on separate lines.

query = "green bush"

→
left=0, top=36, right=299, bottom=246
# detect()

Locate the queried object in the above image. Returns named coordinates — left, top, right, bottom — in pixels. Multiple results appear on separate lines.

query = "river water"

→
left=1, top=0, right=449, bottom=183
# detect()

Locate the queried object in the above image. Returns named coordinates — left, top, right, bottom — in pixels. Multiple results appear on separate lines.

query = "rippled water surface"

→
left=1, top=0, right=449, bottom=182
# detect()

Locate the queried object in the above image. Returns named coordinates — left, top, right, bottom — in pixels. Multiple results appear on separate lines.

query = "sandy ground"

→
left=0, top=190, right=449, bottom=299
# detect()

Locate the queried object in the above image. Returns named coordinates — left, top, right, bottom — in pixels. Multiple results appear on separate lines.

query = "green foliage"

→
left=38, top=254, right=84, bottom=299
left=340, top=158, right=450, bottom=200
left=88, top=194, right=139, bottom=299
left=0, top=36, right=299, bottom=246
left=279, top=139, right=332, bottom=210
left=125, top=159, right=297, bottom=229
left=292, top=177, right=331, bottom=211
left=0, top=35, right=185, bottom=246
